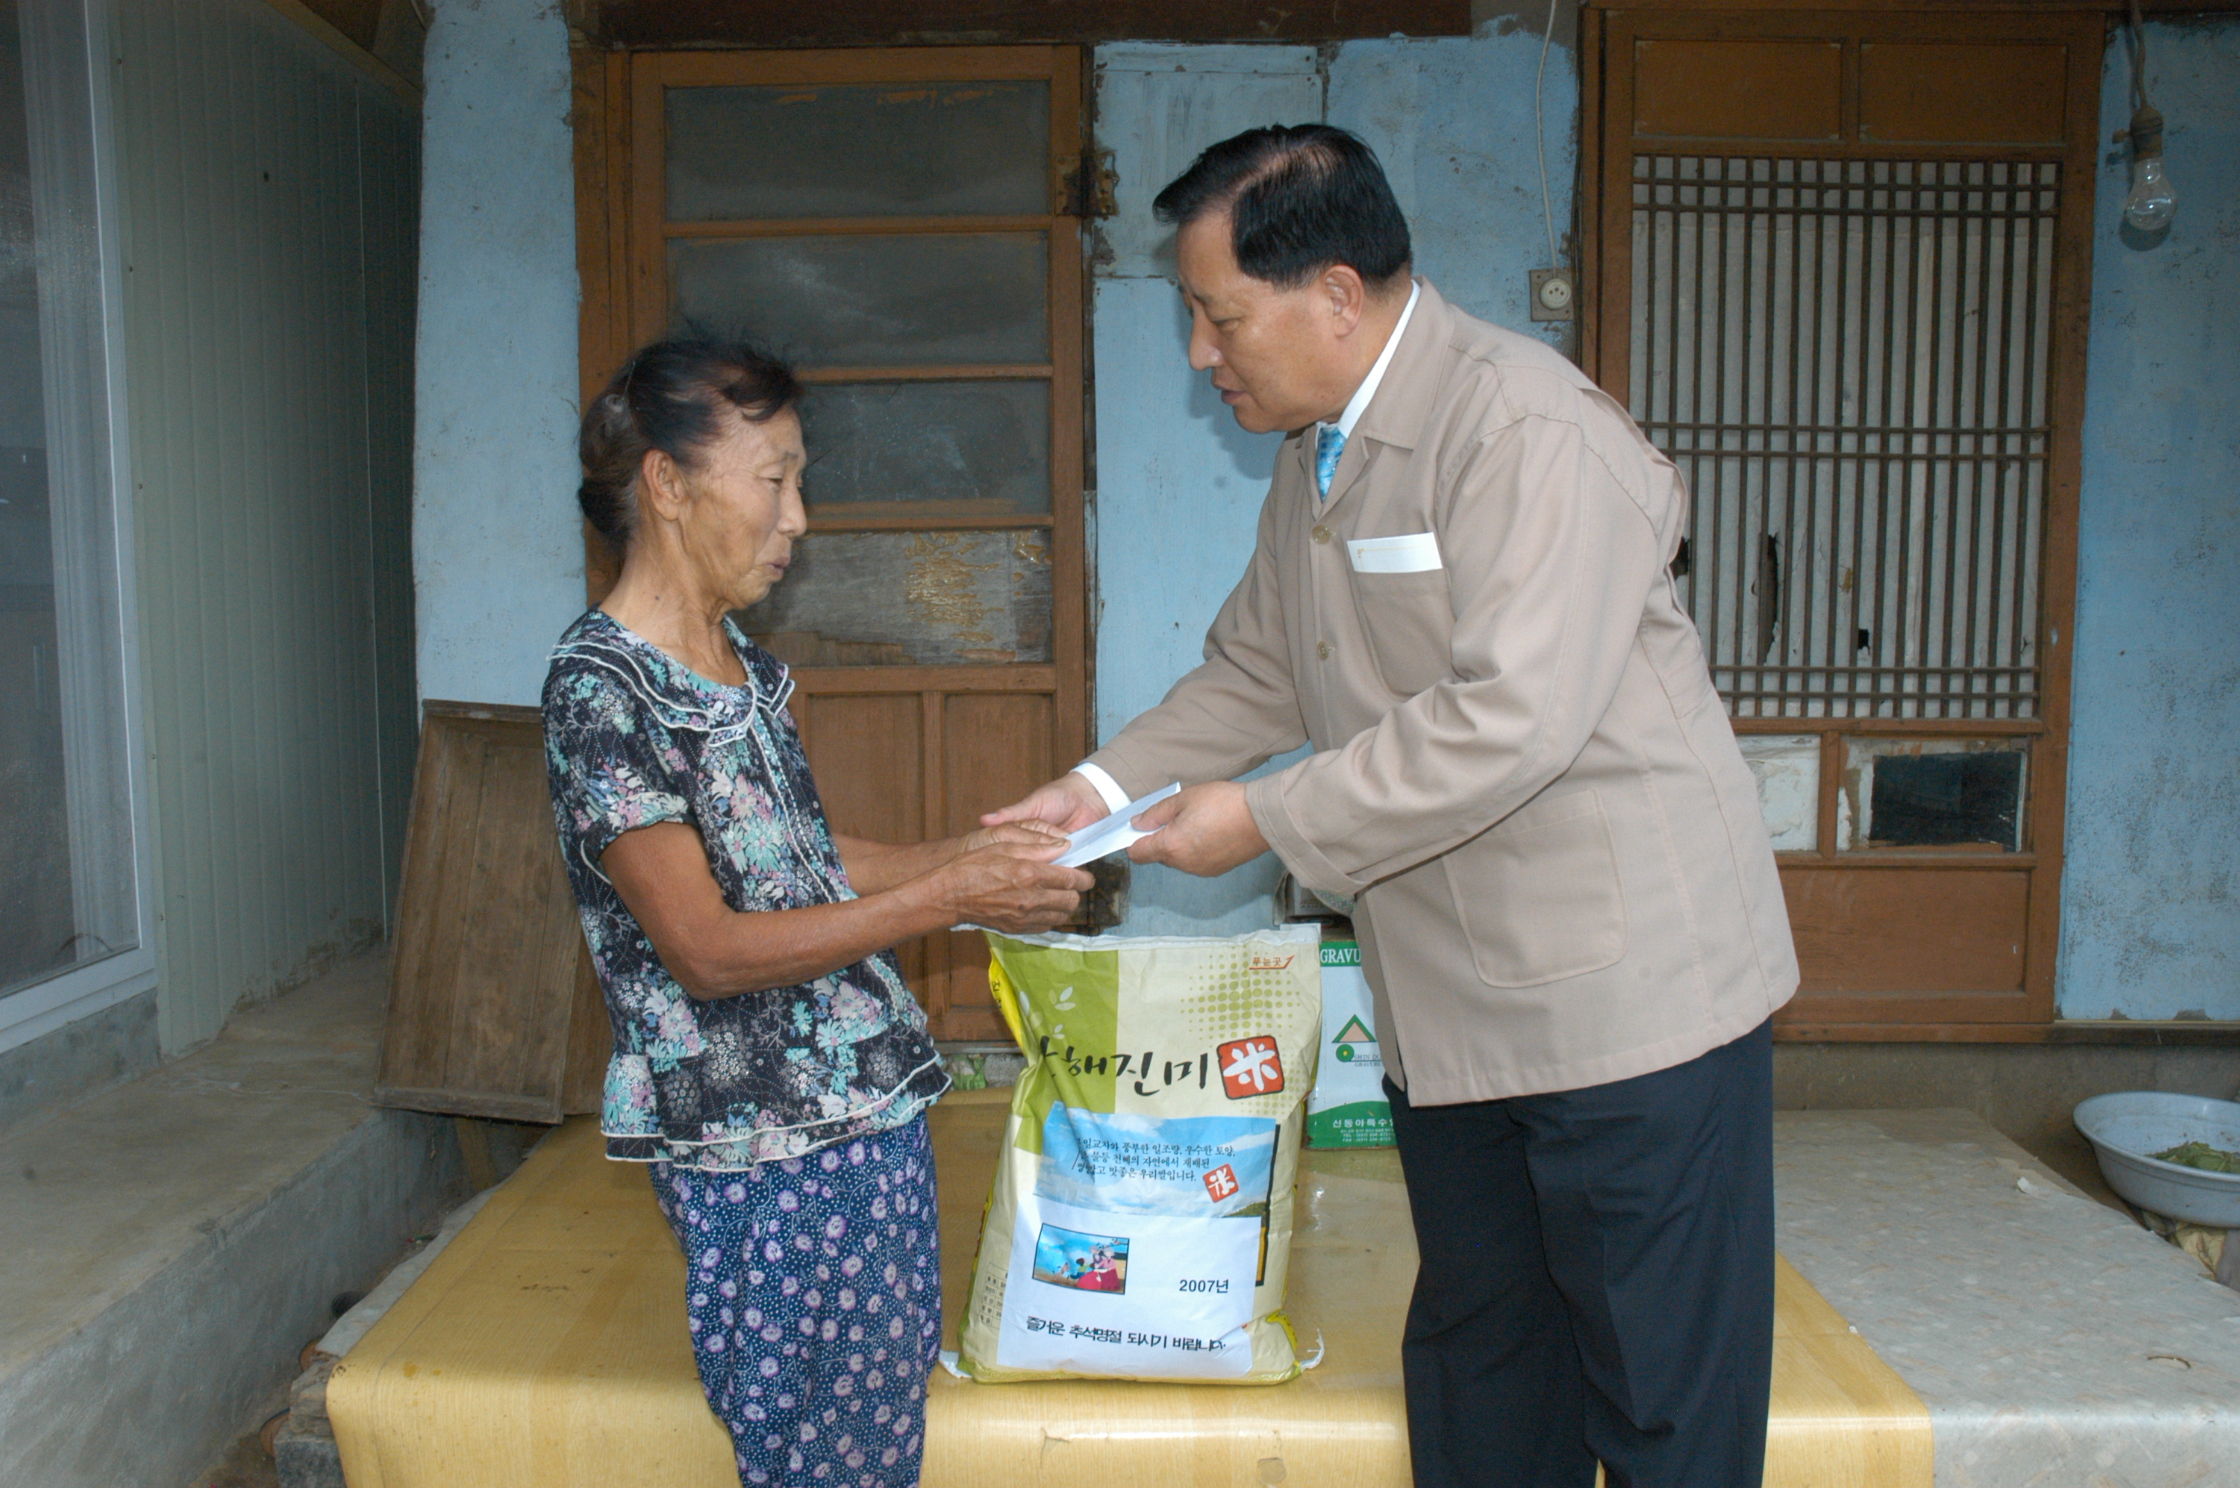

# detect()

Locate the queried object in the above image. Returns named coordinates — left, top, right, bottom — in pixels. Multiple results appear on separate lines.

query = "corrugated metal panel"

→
left=111, top=0, right=419, bottom=1051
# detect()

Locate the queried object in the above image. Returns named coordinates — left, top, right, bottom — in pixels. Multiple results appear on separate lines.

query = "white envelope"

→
left=1054, top=782, right=1181, bottom=867
left=1345, top=531, right=1443, bottom=573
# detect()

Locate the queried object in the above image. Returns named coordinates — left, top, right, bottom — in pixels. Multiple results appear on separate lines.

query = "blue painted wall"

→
left=2057, top=19, right=2240, bottom=1019
left=1089, top=31, right=1577, bottom=934
left=412, top=0, right=584, bottom=708
left=1328, top=33, right=1577, bottom=342
left=1089, top=45, right=1319, bottom=934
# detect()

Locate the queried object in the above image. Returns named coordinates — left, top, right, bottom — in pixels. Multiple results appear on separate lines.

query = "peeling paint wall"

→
left=412, top=0, right=583, bottom=708
left=1089, top=31, right=1576, bottom=934
left=2057, top=20, right=2240, bottom=1019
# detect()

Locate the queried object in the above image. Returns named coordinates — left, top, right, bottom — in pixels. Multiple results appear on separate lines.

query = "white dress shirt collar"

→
left=1319, top=278, right=1421, bottom=443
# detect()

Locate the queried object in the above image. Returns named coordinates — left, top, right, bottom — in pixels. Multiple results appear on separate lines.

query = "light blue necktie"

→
left=1315, top=424, right=1347, bottom=499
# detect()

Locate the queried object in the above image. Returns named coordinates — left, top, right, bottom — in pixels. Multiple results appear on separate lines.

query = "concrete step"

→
left=0, top=954, right=465, bottom=1488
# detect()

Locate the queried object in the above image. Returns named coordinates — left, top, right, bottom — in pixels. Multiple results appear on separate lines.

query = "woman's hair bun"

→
left=577, top=336, right=803, bottom=552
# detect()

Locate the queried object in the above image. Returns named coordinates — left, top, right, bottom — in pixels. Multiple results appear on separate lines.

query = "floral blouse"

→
left=541, top=609, right=948, bottom=1170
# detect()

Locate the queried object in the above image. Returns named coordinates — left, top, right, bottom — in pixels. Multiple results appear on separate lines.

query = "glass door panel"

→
left=737, top=529, right=1055, bottom=667
left=799, top=380, right=1052, bottom=515
left=668, top=232, right=1051, bottom=366
left=0, top=0, right=141, bottom=1002
left=666, top=79, right=1051, bottom=220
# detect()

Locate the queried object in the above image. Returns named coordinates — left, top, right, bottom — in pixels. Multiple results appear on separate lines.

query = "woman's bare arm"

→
left=832, top=821, right=1069, bottom=896
left=603, top=821, right=1089, bottom=1000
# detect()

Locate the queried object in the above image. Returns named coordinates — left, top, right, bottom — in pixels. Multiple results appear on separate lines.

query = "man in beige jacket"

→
left=989, top=125, right=1797, bottom=1487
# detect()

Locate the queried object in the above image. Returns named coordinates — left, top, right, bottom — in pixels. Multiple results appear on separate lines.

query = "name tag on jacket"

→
left=1345, top=531, right=1443, bottom=574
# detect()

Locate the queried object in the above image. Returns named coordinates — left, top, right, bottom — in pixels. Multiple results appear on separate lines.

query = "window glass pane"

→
left=0, top=465, right=75, bottom=989
left=666, top=81, right=1050, bottom=221
left=2, top=0, right=139, bottom=998
left=801, top=380, right=1048, bottom=515
left=669, top=232, right=1048, bottom=367
left=1840, top=738, right=2026, bottom=852
left=0, top=9, right=71, bottom=992
left=738, top=529, right=1053, bottom=667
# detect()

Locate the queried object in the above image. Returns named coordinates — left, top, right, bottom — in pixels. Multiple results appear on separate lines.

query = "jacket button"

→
left=1311, top=525, right=1332, bottom=544
left=1316, top=641, right=1332, bottom=660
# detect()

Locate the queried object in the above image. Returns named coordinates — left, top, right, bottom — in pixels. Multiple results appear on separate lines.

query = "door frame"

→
left=568, top=45, right=1092, bottom=1039
left=1577, top=4, right=2102, bottom=1038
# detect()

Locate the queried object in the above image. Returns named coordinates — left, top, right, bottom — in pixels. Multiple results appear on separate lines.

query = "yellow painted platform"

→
left=330, top=1096, right=1929, bottom=1487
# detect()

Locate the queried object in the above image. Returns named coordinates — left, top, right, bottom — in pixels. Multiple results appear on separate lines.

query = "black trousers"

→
left=1385, top=1020, right=1774, bottom=1488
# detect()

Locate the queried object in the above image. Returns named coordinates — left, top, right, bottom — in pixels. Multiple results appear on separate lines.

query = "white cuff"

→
left=1070, top=763, right=1131, bottom=815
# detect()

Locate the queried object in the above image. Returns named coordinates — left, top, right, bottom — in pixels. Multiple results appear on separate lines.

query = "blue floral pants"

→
left=650, top=1116, right=942, bottom=1487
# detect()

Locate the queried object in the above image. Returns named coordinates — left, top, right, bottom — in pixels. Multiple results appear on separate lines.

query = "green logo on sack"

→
left=1331, top=1014, right=1376, bottom=1062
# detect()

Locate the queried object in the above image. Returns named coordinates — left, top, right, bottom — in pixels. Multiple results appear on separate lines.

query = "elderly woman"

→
left=542, top=337, right=1089, bottom=1488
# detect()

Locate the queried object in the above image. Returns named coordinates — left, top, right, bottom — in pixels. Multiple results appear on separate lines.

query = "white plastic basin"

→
left=2073, top=1091, right=2240, bottom=1228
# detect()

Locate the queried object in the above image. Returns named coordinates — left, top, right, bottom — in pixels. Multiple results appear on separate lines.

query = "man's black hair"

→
left=1151, top=124, right=1412, bottom=292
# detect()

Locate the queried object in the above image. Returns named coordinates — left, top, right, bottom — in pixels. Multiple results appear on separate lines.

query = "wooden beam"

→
left=1586, top=0, right=2240, bottom=12
left=295, top=0, right=383, bottom=48
left=260, top=0, right=421, bottom=101
left=588, top=0, right=1471, bottom=48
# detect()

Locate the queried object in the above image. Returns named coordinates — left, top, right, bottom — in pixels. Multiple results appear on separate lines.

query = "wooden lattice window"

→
left=1581, top=7, right=2104, bottom=1033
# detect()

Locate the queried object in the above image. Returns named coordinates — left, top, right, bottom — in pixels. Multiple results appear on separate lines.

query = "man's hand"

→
left=1126, top=780, right=1269, bottom=877
left=980, top=772, right=1110, bottom=835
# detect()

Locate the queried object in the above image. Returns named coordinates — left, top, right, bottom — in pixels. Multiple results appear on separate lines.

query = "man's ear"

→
left=1323, top=264, right=1368, bottom=335
left=640, top=447, right=687, bottom=523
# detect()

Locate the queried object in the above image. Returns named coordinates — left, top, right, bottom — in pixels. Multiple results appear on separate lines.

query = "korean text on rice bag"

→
left=959, top=925, right=1322, bottom=1384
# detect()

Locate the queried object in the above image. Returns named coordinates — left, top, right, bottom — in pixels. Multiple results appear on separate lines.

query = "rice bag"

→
left=959, top=924, right=1322, bottom=1384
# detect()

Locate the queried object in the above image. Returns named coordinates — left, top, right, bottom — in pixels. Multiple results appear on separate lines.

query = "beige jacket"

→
left=1086, top=281, right=1797, bottom=1104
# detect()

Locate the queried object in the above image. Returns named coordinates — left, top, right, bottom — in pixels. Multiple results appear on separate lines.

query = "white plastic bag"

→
left=1306, top=937, right=1394, bottom=1148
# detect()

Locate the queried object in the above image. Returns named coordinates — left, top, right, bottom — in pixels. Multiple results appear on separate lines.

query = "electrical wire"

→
left=2127, top=0, right=2154, bottom=112
left=1534, top=0, right=1561, bottom=267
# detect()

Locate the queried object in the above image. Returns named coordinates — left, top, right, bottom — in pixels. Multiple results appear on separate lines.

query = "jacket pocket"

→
left=1442, top=790, right=1630, bottom=987
left=1349, top=567, right=1453, bottom=696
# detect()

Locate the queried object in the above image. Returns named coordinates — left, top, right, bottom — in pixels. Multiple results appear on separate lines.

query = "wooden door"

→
left=1580, top=8, right=2102, bottom=1034
left=574, top=47, right=1088, bottom=1041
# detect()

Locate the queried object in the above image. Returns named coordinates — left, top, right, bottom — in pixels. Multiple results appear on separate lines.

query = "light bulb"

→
left=2124, top=155, right=2177, bottom=232
left=2123, top=104, right=2177, bottom=233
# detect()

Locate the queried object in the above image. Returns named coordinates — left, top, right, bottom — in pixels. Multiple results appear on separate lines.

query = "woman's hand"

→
left=953, top=820, right=1072, bottom=860
left=928, top=839, right=1094, bottom=935
left=834, top=820, right=1070, bottom=896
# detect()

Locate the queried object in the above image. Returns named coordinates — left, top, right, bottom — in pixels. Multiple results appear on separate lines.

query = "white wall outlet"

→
left=1530, top=267, right=1575, bottom=322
